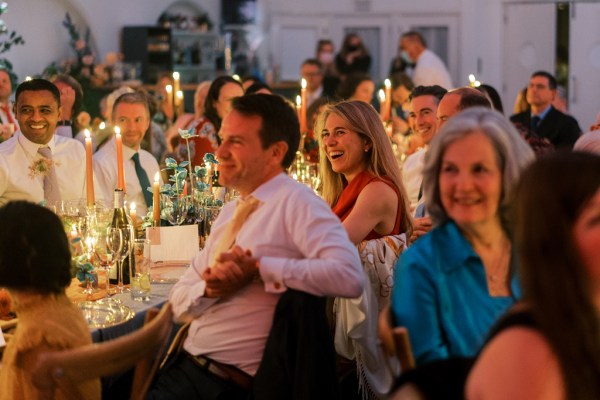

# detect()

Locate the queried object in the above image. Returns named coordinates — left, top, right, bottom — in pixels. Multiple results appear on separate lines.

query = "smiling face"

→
left=573, top=189, right=600, bottom=284
left=410, top=95, right=439, bottom=145
left=15, top=90, right=61, bottom=145
left=216, top=110, right=284, bottom=196
left=321, top=112, right=370, bottom=182
left=113, top=102, right=150, bottom=150
left=439, top=131, right=502, bottom=230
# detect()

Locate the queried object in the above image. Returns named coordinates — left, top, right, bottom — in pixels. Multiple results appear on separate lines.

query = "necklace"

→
left=486, top=239, right=510, bottom=282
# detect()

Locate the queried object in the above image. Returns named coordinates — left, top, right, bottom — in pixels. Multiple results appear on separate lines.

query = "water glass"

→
left=130, top=239, right=152, bottom=301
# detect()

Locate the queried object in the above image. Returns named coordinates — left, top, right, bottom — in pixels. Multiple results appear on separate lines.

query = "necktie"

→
left=131, top=152, right=153, bottom=208
left=37, top=147, right=61, bottom=203
left=531, top=115, right=541, bottom=132
left=1, top=103, right=14, bottom=126
left=211, top=196, right=261, bottom=266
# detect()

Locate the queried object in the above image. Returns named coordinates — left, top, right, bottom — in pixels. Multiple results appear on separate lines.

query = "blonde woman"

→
left=318, top=100, right=412, bottom=398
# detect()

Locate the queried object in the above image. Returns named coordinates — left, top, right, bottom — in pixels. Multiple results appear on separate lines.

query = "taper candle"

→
left=84, top=129, right=95, bottom=206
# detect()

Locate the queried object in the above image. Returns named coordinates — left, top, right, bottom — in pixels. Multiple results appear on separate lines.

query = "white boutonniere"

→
left=28, top=157, right=59, bottom=179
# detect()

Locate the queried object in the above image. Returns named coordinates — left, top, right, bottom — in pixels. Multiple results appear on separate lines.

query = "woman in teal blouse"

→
left=391, top=108, right=534, bottom=365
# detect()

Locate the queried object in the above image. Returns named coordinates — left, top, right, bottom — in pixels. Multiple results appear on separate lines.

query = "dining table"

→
left=64, top=262, right=189, bottom=342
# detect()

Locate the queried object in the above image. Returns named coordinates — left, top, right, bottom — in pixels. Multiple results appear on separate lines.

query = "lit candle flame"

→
left=176, top=90, right=183, bottom=100
left=232, top=74, right=241, bottom=82
left=301, top=78, right=307, bottom=89
left=154, top=172, right=160, bottom=183
left=130, top=202, right=136, bottom=212
left=99, top=121, right=106, bottom=130
left=384, top=78, right=391, bottom=88
left=172, top=71, right=180, bottom=80
left=378, top=89, right=386, bottom=102
left=114, top=126, right=120, bottom=135
left=296, top=95, right=301, bottom=107
left=84, top=129, right=91, bottom=139
left=165, top=84, right=173, bottom=94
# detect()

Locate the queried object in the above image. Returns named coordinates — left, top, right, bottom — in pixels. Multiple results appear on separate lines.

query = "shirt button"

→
left=273, top=282, right=282, bottom=290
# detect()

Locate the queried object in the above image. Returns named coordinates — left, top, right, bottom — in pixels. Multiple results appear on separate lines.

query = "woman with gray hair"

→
left=391, top=107, right=535, bottom=366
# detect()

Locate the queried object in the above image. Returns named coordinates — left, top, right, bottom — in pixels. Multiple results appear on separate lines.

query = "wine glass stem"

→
left=117, top=260, right=124, bottom=293
left=104, top=266, right=111, bottom=298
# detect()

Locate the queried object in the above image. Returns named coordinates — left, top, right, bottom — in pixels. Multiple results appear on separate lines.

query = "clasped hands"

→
left=203, top=245, right=260, bottom=298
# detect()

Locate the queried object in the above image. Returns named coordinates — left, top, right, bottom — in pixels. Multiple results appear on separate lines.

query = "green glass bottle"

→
left=109, top=189, right=135, bottom=285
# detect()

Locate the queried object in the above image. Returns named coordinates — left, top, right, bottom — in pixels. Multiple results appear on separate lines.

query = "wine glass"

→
left=115, top=224, right=134, bottom=293
left=162, top=194, right=190, bottom=225
left=94, top=227, right=122, bottom=300
left=199, top=205, right=221, bottom=249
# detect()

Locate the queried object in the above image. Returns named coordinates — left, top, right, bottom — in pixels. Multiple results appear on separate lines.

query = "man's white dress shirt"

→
left=170, top=173, right=364, bottom=375
left=413, top=49, right=454, bottom=90
left=93, top=136, right=160, bottom=215
left=0, top=131, right=86, bottom=206
left=402, top=147, right=427, bottom=214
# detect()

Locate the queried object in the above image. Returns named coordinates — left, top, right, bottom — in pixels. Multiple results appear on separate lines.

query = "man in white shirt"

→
left=0, top=68, right=17, bottom=141
left=94, top=92, right=160, bottom=215
left=400, top=31, right=453, bottom=90
left=148, top=94, right=364, bottom=399
left=0, top=79, right=86, bottom=206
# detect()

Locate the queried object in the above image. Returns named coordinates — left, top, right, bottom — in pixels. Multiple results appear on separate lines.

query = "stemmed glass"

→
left=162, top=194, right=190, bottom=225
left=94, top=227, right=123, bottom=300
left=115, top=224, right=134, bottom=293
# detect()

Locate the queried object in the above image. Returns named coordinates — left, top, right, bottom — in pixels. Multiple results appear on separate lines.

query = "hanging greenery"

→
left=0, top=2, right=25, bottom=86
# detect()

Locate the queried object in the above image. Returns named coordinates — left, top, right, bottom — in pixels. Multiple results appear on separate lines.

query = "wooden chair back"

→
left=32, top=302, right=173, bottom=400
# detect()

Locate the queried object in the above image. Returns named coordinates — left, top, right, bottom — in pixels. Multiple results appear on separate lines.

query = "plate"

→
left=151, top=262, right=189, bottom=283
left=78, top=301, right=135, bottom=329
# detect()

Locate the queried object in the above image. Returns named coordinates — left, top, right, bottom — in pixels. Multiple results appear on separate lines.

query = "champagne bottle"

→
left=109, top=189, right=135, bottom=284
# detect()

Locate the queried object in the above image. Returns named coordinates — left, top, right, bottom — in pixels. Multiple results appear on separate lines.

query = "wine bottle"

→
left=211, top=169, right=226, bottom=202
left=109, top=189, right=135, bottom=285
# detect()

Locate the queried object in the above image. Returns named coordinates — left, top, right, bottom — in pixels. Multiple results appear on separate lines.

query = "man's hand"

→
left=202, top=246, right=259, bottom=298
left=409, top=216, right=432, bottom=245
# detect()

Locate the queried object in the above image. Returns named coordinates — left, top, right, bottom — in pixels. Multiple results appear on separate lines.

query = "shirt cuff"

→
left=189, top=280, right=208, bottom=306
left=259, top=256, right=287, bottom=293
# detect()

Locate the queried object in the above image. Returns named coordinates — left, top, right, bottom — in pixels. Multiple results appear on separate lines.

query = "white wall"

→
left=0, top=0, right=528, bottom=111
left=3, top=0, right=220, bottom=81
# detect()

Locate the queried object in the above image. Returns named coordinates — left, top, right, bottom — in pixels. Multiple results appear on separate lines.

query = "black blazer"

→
left=510, top=106, right=581, bottom=149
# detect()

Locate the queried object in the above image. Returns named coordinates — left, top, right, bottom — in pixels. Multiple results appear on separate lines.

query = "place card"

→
left=146, top=224, right=199, bottom=263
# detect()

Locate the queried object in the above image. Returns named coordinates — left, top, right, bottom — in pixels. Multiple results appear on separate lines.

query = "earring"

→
left=364, top=147, right=370, bottom=152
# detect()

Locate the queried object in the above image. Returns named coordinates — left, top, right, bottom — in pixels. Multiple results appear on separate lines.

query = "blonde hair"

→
left=316, top=100, right=412, bottom=235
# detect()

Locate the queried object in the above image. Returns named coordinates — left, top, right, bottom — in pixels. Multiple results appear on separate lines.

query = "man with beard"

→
left=94, top=92, right=160, bottom=215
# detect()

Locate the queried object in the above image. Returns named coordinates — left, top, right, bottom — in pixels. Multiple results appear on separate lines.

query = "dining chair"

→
left=378, top=305, right=415, bottom=372
left=31, top=302, right=173, bottom=400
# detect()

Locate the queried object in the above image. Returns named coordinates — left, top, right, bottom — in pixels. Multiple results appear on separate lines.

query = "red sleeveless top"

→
left=332, top=170, right=403, bottom=240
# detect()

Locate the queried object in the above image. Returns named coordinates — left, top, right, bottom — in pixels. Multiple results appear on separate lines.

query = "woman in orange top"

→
left=317, top=100, right=412, bottom=399
left=318, top=100, right=411, bottom=242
